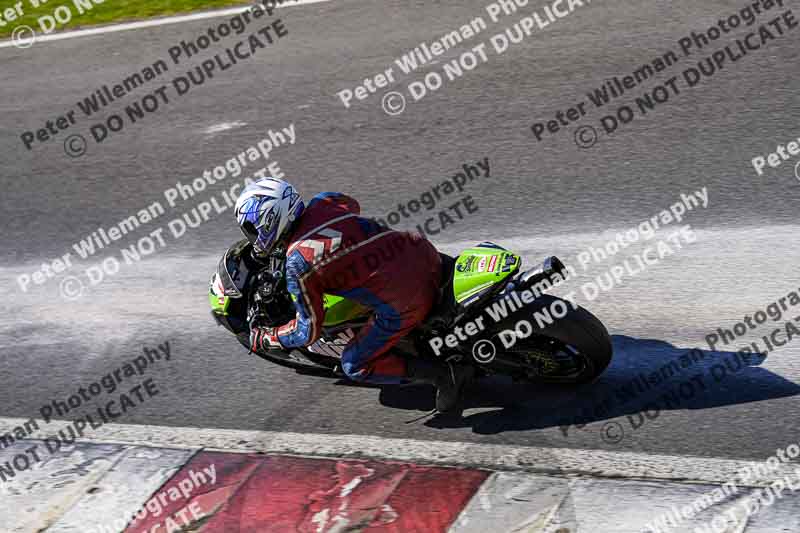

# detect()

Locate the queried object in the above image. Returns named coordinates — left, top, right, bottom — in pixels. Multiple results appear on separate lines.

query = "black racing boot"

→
left=407, top=359, right=475, bottom=413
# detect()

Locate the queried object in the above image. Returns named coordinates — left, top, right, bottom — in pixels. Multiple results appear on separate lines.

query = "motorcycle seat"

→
left=423, top=253, right=460, bottom=330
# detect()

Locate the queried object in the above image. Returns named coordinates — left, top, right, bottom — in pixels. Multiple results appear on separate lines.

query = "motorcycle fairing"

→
left=321, top=294, right=368, bottom=326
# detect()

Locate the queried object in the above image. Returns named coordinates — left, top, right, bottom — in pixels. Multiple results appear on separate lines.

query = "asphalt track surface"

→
left=1, top=0, right=799, bottom=467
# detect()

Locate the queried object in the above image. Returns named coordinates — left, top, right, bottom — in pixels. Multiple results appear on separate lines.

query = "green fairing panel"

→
left=322, top=294, right=368, bottom=325
left=209, top=292, right=230, bottom=314
left=453, top=246, right=521, bottom=303
left=209, top=272, right=231, bottom=315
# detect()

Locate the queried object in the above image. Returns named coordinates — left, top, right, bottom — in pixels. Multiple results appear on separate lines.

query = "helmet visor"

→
left=240, top=221, right=260, bottom=245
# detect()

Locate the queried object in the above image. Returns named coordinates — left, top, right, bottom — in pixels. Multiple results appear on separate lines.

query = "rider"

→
left=235, top=177, right=474, bottom=412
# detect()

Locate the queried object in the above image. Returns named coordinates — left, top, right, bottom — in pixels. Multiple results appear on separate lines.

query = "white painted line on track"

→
left=0, top=0, right=334, bottom=49
left=0, top=417, right=790, bottom=487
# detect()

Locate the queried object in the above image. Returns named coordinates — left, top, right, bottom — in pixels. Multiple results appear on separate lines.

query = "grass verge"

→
left=0, top=0, right=252, bottom=39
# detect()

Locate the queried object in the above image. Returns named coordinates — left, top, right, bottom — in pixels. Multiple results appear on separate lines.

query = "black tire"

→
left=488, top=295, right=613, bottom=384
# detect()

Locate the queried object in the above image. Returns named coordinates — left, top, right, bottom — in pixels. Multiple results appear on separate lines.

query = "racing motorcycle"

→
left=209, top=239, right=613, bottom=384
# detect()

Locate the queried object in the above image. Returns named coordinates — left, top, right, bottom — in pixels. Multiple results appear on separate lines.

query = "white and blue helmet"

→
left=234, top=178, right=304, bottom=256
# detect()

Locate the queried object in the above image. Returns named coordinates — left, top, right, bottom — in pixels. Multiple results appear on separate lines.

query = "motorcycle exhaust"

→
left=516, top=256, right=568, bottom=292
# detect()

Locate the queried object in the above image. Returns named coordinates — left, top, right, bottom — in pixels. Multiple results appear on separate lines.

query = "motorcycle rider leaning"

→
left=235, top=177, right=474, bottom=412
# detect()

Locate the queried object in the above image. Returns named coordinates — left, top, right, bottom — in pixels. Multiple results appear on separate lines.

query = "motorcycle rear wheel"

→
left=486, top=295, right=613, bottom=384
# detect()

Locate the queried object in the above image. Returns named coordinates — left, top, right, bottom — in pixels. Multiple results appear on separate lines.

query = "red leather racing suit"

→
left=275, top=192, right=442, bottom=384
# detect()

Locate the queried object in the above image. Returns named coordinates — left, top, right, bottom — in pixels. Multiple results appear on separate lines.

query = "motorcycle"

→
left=209, top=239, right=613, bottom=384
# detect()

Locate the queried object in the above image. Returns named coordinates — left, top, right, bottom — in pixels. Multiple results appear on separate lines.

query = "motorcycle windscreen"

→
left=217, top=240, right=252, bottom=298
